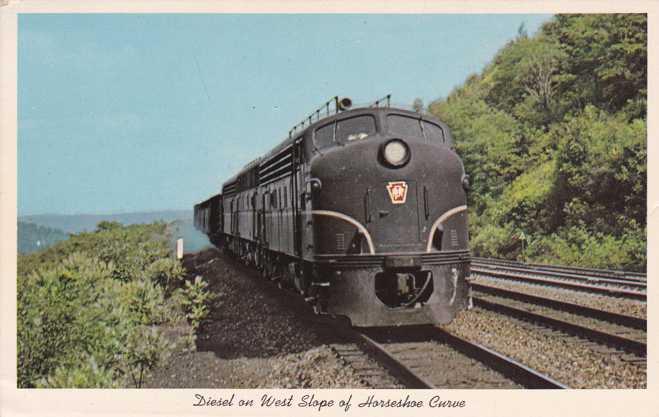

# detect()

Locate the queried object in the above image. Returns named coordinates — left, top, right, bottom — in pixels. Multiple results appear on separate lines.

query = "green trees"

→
left=485, top=38, right=567, bottom=128
left=429, top=14, right=646, bottom=270
left=542, top=14, right=647, bottom=118
left=17, top=222, right=213, bottom=388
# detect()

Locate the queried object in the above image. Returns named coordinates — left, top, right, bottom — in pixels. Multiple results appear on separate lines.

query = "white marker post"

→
left=176, top=238, right=184, bottom=260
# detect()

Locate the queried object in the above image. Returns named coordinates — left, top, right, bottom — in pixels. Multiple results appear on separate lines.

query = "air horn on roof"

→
left=337, top=97, right=352, bottom=111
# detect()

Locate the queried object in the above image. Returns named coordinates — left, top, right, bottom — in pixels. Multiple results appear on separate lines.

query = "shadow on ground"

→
left=185, top=249, right=343, bottom=360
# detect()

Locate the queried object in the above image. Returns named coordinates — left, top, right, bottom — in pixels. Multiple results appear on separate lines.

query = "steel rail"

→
left=348, top=329, right=436, bottom=388
left=473, top=256, right=646, bottom=278
left=472, top=267, right=647, bottom=301
left=472, top=283, right=646, bottom=330
left=473, top=262, right=647, bottom=288
left=432, top=327, right=568, bottom=389
left=354, top=326, right=567, bottom=389
left=473, top=297, right=647, bottom=357
left=473, top=257, right=646, bottom=283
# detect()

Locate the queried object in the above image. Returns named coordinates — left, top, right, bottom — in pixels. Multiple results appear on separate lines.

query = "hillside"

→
left=428, top=15, right=646, bottom=271
left=18, top=222, right=68, bottom=254
left=20, top=210, right=191, bottom=234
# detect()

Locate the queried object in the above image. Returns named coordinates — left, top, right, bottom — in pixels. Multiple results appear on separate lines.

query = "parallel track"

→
left=472, top=266, right=646, bottom=301
left=474, top=263, right=646, bottom=289
left=473, top=257, right=646, bottom=283
left=471, top=292, right=646, bottom=357
left=472, top=283, right=646, bottom=330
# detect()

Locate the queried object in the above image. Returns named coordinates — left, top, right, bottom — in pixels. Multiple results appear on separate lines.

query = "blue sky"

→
left=18, top=14, right=551, bottom=215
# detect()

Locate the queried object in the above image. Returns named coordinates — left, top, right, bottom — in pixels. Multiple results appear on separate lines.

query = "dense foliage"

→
left=18, top=222, right=68, bottom=254
left=428, top=14, right=646, bottom=270
left=18, top=221, right=213, bottom=388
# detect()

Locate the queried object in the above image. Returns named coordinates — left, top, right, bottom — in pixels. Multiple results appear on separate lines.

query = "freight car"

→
left=194, top=96, right=471, bottom=326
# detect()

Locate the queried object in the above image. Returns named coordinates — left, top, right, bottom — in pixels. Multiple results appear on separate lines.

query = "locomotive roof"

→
left=195, top=192, right=222, bottom=207
left=222, top=106, right=450, bottom=188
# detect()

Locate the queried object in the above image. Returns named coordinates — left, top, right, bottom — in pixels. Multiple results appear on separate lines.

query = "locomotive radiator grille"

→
left=336, top=233, right=345, bottom=251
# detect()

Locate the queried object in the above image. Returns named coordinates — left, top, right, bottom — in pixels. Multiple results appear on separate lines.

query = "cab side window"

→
left=314, top=123, right=335, bottom=149
left=422, top=121, right=445, bottom=143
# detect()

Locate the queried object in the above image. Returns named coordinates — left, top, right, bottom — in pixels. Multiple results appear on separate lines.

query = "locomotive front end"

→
left=307, top=109, right=471, bottom=326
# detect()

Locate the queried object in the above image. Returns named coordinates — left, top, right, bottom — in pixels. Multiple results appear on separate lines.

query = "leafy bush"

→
left=118, top=278, right=167, bottom=325
left=121, top=326, right=173, bottom=388
left=36, top=356, right=118, bottom=388
left=145, top=258, right=185, bottom=295
left=18, top=253, right=120, bottom=386
left=523, top=226, right=645, bottom=270
left=17, top=222, right=215, bottom=388
left=179, top=275, right=215, bottom=331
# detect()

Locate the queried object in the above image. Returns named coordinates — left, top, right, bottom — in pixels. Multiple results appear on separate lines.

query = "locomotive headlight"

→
left=383, top=139, right=410, bottom=167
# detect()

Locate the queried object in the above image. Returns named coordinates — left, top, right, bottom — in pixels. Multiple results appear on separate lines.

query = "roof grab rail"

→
left=370, top=94, right=391, bottom=108
left=286, top=94, right=392, bottom=139
left=288, top=96, right=353, bottom=138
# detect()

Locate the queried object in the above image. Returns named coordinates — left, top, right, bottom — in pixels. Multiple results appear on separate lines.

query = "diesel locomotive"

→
left=194, top=96, right=471, bottom=326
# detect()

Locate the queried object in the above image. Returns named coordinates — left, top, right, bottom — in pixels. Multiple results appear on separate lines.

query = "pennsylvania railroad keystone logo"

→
left=386, top=181, right=408, bottom=204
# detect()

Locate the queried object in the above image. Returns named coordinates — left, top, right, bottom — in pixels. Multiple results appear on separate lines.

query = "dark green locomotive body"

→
left=195, top=100, right=471, bottom=326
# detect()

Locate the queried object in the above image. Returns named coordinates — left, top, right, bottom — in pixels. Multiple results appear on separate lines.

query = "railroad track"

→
left=334, top=324, right=568, bottom=389
left=473, top=257, right=646, bottom=282
left=471, top=283, right=647, bottom=358
left=472, top=260, right=646, bottom=301
left=474, top=264, right=647, bottom=290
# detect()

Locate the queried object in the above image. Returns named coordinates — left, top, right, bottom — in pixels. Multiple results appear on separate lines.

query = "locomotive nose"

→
left=311, top=133, right=466, bottom=255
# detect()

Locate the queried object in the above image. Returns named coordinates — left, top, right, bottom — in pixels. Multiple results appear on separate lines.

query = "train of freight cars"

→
left=194, top=96, right=472, bottom=326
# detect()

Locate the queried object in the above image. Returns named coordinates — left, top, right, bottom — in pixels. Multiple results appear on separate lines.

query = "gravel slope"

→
left=146, top=249, right=371, bottom=388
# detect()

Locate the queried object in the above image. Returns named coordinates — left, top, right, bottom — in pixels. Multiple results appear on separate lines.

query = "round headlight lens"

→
left=383, top=140, right=409, bottom=166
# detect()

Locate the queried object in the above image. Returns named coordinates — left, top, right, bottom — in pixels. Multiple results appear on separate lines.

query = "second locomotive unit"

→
left=194, top=96, right=471, bottom=326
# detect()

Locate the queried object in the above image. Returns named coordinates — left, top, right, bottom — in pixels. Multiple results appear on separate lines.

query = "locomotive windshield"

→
left=313, top=115, right=377, bottom=148
left=336, top=115, right=376, bottom=144
left=387, top=114, right=445, bottom=143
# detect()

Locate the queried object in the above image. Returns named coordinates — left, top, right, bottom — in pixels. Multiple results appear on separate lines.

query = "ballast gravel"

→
left=256, top=347, right=368, bottom=388
left=443, top=308, right=646, bottom=389
left=473, top=275, right=647, bottom=319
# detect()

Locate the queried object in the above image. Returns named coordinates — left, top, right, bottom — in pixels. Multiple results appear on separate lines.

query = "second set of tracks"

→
left=472, top=258, right=647, bottom=300
left=470, top=283, right=647, bottom=358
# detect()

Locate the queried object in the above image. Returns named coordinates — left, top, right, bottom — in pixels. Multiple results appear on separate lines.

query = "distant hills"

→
left=20, top=210, right=191, bottom=234
left=18, top=210, right=212, bottom=254
left=18, top=222, right=69, bottom=254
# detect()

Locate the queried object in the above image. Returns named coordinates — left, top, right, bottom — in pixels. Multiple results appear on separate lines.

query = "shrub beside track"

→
left=17, top=221, right=213, bottom=388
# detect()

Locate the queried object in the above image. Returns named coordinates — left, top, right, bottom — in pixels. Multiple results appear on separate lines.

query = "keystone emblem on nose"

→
left=386, top=181, right=408, bottom=204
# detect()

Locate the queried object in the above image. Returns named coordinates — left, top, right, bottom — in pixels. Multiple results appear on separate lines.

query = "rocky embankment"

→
left=146, top=249, right=373, bottom=388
